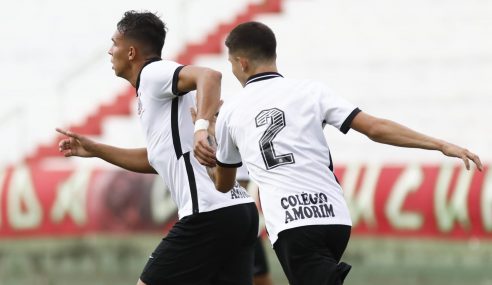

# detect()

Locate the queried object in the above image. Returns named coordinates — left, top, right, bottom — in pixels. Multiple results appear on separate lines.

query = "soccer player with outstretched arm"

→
left=57, top=11, right=258, bottom=285
left=195, top=21, right=482, bottom=285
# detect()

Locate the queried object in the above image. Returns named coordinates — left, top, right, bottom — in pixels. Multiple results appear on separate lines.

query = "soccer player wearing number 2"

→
left=198, top=22, right=483, bottom=285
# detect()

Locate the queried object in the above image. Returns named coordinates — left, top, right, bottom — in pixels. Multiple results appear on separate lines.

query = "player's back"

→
left=221, top=73, right=354, bottom=193
left=217, top=72, right=357, bottom=243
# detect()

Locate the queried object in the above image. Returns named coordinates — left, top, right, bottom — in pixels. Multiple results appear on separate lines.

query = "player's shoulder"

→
left=139, top=60, right=184, bottom=93
left=142, top=59, right=181, bottom=75
left=297, top=77, right=330, bottom=90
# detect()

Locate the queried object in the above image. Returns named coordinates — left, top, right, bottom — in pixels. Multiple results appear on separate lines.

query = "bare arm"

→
left=56, top=128, right=157, bottom=174
left=350, top=112, right=483, bottom=171
left=176, top=65, right=221, bottom=167
left=214, top=165, right=237, bottom=193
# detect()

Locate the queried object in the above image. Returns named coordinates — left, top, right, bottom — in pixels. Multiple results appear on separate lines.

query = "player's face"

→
left=108, top=30, right=131, bottom=78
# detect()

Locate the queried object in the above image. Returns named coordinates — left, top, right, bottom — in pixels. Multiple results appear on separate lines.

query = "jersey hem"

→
left=267, top=218, right=353, bottom=246
left=177, top=198, right=255, bottom=219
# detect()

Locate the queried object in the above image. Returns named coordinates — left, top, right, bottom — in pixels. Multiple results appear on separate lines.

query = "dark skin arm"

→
left=214, top=165, right=238, bottom=193
left=56, top=128, right=157, bottom=174
left=350, top=112, right=483, bottom=171
left=176, top=65, right=221, bottom=167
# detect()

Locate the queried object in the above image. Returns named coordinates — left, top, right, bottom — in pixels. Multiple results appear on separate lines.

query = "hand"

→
left=190, top=100, right=223, bottom=167
left=441, top=142, right=483, bottom=171
left=56, top=128, right=97, bottom=157
left=193, top=130, right=217, bottom=167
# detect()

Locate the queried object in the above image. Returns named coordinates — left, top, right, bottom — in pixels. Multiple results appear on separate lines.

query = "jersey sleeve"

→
left=215, top=110, right=243, bottom=168
left=319, top=84, right=361, bottom=134
left=139, top=60, right=189, bottom=99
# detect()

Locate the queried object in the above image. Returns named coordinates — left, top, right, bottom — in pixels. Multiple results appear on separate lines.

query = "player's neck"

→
left=126, top=59, right=150, bottom=87
left=250, top=63, right=278, bottom=75
left=242, top=63, right=278, bottom=86
left=126, top=55, right=162, bottom=87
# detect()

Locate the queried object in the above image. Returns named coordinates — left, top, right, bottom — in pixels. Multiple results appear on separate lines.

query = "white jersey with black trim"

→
left=215, top=72, right=359, bottom=245
left=136, top=59, right=253, bottom=219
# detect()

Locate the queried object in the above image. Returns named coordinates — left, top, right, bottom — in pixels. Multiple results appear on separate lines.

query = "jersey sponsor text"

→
left=281, top=192, right=335, bottom=224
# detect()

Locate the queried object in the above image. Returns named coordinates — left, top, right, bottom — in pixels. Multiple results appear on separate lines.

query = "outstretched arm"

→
left=350, top=112, right=483, bottom=171
left=56, top=128, right=157, bottom=174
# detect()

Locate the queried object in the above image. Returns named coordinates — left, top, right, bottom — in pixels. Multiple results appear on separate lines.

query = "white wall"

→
left=197, top=0, right=492, bottom=165
left=2, top=0, right=490, bottom=168
left=0, top=0, right=260, bottom=167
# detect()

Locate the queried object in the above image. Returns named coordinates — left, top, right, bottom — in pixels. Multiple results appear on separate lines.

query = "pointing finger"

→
left=56, top=128, right=81, bottom=140
left=56, top=128, right=69, bottom=136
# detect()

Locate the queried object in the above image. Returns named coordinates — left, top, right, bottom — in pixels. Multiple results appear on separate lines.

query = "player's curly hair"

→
left=117, top=10, right=167, bottom=57
left=225, top=21, right=277, bottom=62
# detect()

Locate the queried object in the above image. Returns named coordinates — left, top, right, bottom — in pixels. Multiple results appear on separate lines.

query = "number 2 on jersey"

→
left=255, top=108, right=295, bottom=170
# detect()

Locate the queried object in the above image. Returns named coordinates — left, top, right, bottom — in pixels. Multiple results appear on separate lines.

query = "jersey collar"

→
left=245, top=72, right=283, bottom=86
left=135, top=57, right=162, bottom=96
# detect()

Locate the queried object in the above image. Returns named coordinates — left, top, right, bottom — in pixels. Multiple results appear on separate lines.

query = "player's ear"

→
left=128, top=46, right=136, bottom=60
left=238, top=57, right=249, bottom=72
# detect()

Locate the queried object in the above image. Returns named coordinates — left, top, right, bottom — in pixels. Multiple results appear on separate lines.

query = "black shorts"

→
left=140, top=202, right=259, bottom=285
left=273, top=224, right=352, bottom=285
left=253, top=236, right=269, bottom=276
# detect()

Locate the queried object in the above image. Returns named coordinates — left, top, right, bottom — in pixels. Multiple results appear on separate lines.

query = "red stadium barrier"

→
left=0, top=163, right=490, bottom=239
left=337, top=164, right=491, bottom=239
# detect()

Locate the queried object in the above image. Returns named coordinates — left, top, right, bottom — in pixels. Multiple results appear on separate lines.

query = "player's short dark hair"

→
left=225, top=21, right=276, bottom=61
left=117, top=10, right=167, bottom=57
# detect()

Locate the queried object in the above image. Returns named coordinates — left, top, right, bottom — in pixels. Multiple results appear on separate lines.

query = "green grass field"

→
left=0, top=235, right=491, bottom=285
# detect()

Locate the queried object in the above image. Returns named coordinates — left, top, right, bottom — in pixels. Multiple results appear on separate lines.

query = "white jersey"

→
left=215, top=72, right=359, bottom=245
left=136, top=59, right=253, bottom=219
left=236, top=164, right=250, bottom=181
